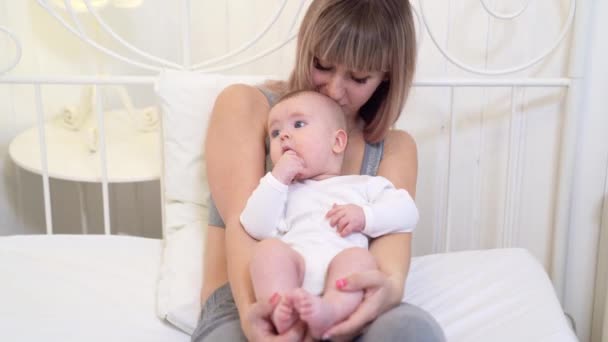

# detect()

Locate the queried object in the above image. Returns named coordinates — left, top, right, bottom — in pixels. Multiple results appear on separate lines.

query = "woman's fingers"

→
left=277, top=320, right=307, bottom=342
left=245, top=296, right=278, bottom=333
left=322, top=304, right=375, bottom=340
left=245, top=297, right=307, bottom=342
left=335, top=270, right=386, bottom=292
left=323, top=271, right=391, bottom=340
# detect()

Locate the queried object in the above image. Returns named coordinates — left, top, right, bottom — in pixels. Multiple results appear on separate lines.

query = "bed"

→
left=0, top=235, right=576, bottom=341
left=0, top=0, right=587, bottom=341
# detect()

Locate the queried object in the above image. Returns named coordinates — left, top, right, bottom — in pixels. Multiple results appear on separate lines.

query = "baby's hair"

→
left=272, top=90, right=346, bottom=131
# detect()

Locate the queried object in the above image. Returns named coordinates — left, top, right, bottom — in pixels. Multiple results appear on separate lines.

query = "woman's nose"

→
left=325, top=76, right=345, bottom=101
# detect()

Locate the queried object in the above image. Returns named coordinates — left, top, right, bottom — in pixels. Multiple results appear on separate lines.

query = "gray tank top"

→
left=207, top=86, right=385, bottom=228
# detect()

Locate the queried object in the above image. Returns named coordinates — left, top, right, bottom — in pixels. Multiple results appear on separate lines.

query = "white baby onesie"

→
left=240, top=172, right=419, bottom=295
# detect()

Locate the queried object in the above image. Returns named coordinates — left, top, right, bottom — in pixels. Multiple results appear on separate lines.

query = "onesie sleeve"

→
left=361, top=176, right=419, bottom=238
left=240, top=172, right=288, bottom=240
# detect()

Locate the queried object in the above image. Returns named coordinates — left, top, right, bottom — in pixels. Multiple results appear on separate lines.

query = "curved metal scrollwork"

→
left=0, top=26, right=23, bottom=75
left=14, top=0, right=576, bottom=76
left=33, top=0, right=306, bottom=73
left=414, top=0, right=576, bottom=75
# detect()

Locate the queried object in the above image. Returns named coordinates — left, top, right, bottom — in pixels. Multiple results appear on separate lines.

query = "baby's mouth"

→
left=282, top=146, right=293, bottom=154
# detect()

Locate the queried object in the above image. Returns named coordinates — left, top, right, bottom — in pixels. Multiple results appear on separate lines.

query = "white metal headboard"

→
left=2, top=0, right=596, bottom=339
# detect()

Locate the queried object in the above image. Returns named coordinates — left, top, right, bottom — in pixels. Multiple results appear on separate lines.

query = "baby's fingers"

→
left=328, top=211, right=347, bottom=227
left=339, top=223, right=355, bottom=237
left=325, top=204, right=339, bottom=217
left=336, top=216, right=351, bottom=232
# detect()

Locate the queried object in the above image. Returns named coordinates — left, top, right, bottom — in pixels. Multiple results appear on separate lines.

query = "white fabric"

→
left=155, top=70, right=268, bottom=334
left=240, top=172, right=418, bottom=295
left=0, top=235, right=575, bottom=341
left=404, top=248, right=578, bottom=342
left=0, top=235, right=189, bottom=342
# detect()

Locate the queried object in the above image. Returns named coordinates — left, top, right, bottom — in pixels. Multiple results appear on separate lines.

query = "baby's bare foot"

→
left=291, top=288, right=335, bottom=339
left=272, top=296, right=298, bottom=334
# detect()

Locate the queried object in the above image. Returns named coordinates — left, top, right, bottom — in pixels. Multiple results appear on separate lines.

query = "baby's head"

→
left=267, top=90, right=348, bottom=180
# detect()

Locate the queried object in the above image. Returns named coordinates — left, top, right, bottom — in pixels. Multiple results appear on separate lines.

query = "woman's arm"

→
left=369, top=129, right=418, bottom=304
left=205, top=84, right=269, bottom=324
left=201, top=225, right=228, bottom=304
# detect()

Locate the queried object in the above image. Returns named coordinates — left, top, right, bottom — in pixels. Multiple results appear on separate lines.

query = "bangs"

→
left=309, top=8, right=392, bottom=73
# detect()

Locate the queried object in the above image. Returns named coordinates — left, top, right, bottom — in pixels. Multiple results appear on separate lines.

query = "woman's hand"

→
left=322, top=269, right=401, bottom=341
left=242, top=295, right=306, bottom=342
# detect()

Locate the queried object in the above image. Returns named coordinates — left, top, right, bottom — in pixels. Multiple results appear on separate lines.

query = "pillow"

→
left=155, top=70, right=268, bottom=334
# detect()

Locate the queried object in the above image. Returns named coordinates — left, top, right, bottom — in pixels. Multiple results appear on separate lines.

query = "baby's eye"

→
left=294, top=120, right=306, bottom=128
left=270, top=129, right=280, bottom=138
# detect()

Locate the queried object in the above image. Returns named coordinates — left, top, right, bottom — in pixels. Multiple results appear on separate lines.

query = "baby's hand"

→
left=272, top=150, right=305, bottom=185
left=325, top=204, right=365, bottom=237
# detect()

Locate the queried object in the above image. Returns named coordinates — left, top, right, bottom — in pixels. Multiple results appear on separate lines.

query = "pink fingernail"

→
left=269, top=293, right=280, bottom=304
left=336, top=278, right=347, bottom=289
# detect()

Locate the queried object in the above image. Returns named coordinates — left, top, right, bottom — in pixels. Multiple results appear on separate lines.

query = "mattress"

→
left=0, top=235, right=188, bottom=342
left=404, top=249, right=578, bottom=342
left=0, top=235, right=577, bottom=341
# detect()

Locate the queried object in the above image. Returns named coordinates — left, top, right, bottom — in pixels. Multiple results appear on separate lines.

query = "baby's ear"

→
left=333, top=129, right=348, bottom=154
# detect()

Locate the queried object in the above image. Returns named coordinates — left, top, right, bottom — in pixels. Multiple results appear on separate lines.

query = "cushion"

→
left=155, top=70, right=267, bottom=334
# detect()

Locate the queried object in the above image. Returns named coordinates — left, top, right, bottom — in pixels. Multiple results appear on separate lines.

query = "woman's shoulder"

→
left=383, top=129, right=417, bottom=156
left=210, top=84, right=272, bottom=129
left=217, top=79, right=284, bottom=107
left=377, top=129, right=418, bottom=192
left=217, top=83, right=266, bottom=103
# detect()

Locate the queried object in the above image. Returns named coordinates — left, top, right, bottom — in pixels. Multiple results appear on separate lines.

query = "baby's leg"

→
left=292, top=247, right=377, bottom=339
left=250, top=238, right=305, bottom=334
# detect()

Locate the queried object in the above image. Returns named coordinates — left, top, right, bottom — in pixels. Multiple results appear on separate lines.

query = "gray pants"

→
left=191, top=283, right=446, bottom=342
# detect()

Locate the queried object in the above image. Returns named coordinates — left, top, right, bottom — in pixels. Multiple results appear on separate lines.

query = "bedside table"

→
left=8, top=108, right=161, bottom=234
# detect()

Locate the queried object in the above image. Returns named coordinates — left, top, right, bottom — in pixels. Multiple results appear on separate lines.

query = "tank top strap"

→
left=360, top=140, right=384, bottom=176
left=256, top=85, right=280, bottom=107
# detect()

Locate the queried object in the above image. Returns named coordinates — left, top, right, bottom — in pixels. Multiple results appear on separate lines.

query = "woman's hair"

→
left=287, top=0, right=417, bottom=143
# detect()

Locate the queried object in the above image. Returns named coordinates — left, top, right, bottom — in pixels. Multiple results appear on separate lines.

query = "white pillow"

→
left=155, top=70, right=268, bottom=334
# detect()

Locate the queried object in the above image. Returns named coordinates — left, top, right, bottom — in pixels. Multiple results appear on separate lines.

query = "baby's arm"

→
left=240, top=172, right=288, bottom=240
left=325, top=177, right=418, bottom=237
left=361, top=176, right=419, bottom=237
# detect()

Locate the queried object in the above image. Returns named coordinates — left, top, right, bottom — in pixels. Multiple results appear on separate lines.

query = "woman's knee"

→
left=191, top=318, right=246, bottom=342
left=358, top=303, right=445, bottom=342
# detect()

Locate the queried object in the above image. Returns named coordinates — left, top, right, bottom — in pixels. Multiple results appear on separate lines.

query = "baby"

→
left=240, top=90, right=419, bottom=339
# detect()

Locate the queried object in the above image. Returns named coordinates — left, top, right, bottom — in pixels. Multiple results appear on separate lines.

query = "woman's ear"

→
left=333, top=129, right=348, bottom=154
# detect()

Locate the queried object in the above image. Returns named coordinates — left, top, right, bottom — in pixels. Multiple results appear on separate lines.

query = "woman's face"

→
left=311, top=57, right=386, bottom=118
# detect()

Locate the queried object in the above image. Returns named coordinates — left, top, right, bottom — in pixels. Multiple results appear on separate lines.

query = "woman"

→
left=193, top=0, right=446, bottom=341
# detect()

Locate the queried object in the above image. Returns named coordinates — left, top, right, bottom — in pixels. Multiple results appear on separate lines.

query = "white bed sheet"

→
left=0, top=235, right=577, bottom=342
left=404, top=248, right=578, bottom=342
left=0, top=235, right=188, bottom=342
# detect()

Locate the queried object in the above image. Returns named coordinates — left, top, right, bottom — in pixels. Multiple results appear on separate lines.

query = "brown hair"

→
left=286, top=0, right=417, bottom=143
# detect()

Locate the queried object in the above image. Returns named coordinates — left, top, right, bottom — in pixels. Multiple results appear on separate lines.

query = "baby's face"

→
left=267, top=93, right=339, bottom=178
